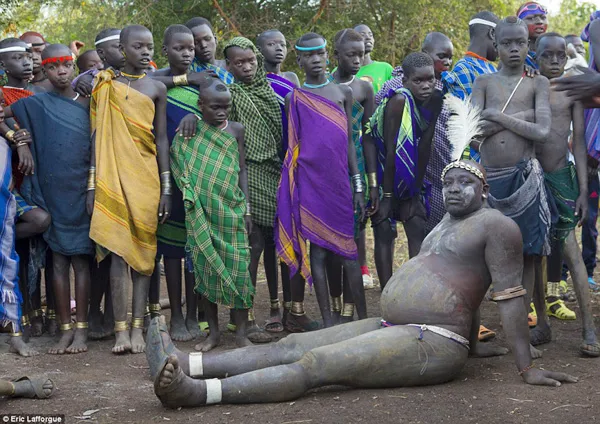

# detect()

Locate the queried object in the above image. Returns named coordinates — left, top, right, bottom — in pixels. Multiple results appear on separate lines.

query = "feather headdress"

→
left=444, top=94, right=484, bottom=162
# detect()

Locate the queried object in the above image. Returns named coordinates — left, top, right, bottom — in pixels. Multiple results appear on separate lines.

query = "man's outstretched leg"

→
left=154, top=324, right=469, bottom=408
left=147, top=316, right=381, bottom=380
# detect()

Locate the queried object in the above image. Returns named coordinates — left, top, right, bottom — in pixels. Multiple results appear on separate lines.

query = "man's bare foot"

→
left=195, top=331, right=221, bottom=352
left=186, top=316, right=202, bottom=339
left=530, top=325, right=552, bottom=346
left=11, top=376, right=54, bottom=399
left=112, top=331, right=132, bottom=354
left=170, top=316, right=193, bottom=342
left=235, top=332, right=253, bottom=348
left=530, top=344, right=543, bottom=359
left=285, top=313, right=320, bottom=333
left=470, top=343, right=509, bottom=358
left=66, top=328, right=88, bottom=354
left=147, top=316, right=190, bottom=379
left=45, top=316, right=58, bottom=337
left=131, top=328, right=146, bottom=353
left=9, top=337, right=39, bottom=357
left=48, top=329, right=74, bottom=355
left=580, top=329, right=600, bottom=357
left=155, top=355, right=207, bottom=408
left=30, top=315, right=43, bottom=337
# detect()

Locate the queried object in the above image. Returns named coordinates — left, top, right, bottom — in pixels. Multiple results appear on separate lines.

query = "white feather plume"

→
left=444, top=94, right=484, bottom=162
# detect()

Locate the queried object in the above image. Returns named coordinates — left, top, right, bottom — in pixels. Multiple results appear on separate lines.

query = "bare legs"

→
left=48, top=253, right=91, bottom=355
left=109, top=254, right=151, bottom=354
left=154, top=321, right=468, bottom=408
left=310, top=245, right=366, bottom=328
left=373, top=216, right=425, bottom=290
left=162, top=257, right=198, bottom=341
left=562, top=232, right=600, bottom=356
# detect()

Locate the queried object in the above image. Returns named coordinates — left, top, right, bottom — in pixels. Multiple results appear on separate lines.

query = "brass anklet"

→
left=144, top=305, right=151, bottom=317
left=248, top=308, right=255, bottom=322
left=149, top=303, right=161, bottom=313
left=341, top=303, right=355, bottom=318
left=75, top=322, right=89, bottom=329
left=46, top=309, right=56, bottom=320
left=291, top=301, right=306, bottom=317
left=270, top=299, right=280, bottom=310
left=60, top=322, right=73, bottom=331
left=20, top=315, right=30, bottom=327
left=131, top=318, right=145, bottom=329
left=8, top=381, right=15, bottom=396
left=283, top=301, right=292, bottom=311
left=331, top=297, right=342, bottom=313
left=114, top=321, right=129, bottom=332
left=11, top=331, right=23, bottom=337
left=30, top=309, right=43, bottom=318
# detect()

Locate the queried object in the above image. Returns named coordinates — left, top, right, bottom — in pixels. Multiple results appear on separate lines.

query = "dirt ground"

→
left=1, top=231, right=600, bottom=423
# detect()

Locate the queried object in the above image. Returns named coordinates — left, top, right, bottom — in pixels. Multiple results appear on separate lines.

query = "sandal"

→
left=547, top=299, right=576, bottom=320
left=197, top=321, right=210, bottom=335
left=246, top=326, right=272, bottom=343
left=11, top=376, right=54, bottom=399
left=478, top=325, right=496, bottom=342
left=580, top=341, right=600, bottom=357
left=264, top=316, right=284, bottom=333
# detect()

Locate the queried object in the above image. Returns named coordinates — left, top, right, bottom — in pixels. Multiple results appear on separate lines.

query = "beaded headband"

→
left=441, top=160, right=486, bottom=182
left=295, top=40, right=327, bottom=51
left=41, top=55, right=74, bottom=66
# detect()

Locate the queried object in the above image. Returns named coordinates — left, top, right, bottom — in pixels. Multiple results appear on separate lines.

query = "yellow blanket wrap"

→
left=90, top=70, right=160, bottom=275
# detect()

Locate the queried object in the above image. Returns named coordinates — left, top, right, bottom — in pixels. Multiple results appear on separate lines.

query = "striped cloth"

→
left=90, top=70, right=160, bottom=275
left=0, top=138, right=21, bottom=333
left=581, top=10, right=600, bottom=161
left=441, top=53, right=497, bottom=163
left=266, top=73, right=295, bottom=159
left=367, top=86, right=431, bottom=201
left=441, top=53, right=497, bottom=101
left=190, top=58, right=234, bottom=85
left=171, top=120, right=253, bottom=309
left=525, top=51, right=538, bottom=70
left=545, top=162, right=579, bottom=242
left=486, top=158, right=551, bottom=256
left=157, top=83, right=201, bottom=259
left=225, top=37, right=283, bottom=229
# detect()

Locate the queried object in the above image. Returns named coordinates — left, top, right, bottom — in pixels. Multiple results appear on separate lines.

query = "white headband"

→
left=94, top=34, right=120, bottom=46
left=468, top=18, right=497, bottom=28
left=0, top=46, right=28, bottom=54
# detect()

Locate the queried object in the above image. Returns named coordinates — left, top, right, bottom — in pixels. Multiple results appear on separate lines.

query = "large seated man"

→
left=146, top=159, right=577, bottom=408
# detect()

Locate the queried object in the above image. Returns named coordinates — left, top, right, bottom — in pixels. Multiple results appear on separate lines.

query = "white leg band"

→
left=205, top=378, right=222, bottom=404
left=189, top=352, right=203, bottom=377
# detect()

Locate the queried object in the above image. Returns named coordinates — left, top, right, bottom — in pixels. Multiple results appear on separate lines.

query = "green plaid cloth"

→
left=545, top=162, right=580, bottom=242
left=170, top=120, right=254, bottom=309
left=224, top=37, right=283, bottom=228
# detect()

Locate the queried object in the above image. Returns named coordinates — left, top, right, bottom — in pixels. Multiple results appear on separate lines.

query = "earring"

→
left=122, top=51, right=127, bottom=58
left=482, top=194, right=488, bottom=199
left=326, top=59, right=330, bottom=65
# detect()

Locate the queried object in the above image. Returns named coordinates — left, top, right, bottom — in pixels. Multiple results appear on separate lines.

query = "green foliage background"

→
left=0, top=0, right=597, bottom=72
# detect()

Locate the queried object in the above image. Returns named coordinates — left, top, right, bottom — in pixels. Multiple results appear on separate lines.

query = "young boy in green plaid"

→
left=170, top=76, right=254, bottom=351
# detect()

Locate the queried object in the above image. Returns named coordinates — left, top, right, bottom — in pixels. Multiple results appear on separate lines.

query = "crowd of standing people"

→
left=1, top=0, right=600, bottom=405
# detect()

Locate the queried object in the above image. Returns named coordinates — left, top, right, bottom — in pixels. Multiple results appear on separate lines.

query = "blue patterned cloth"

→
left=441, top=53, right=498, bottom=162
left=0, top=138, right=21, bottom=333
left=190, top=58, right=234, bottom=85
left=525, top=51, right=538, bottom=70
